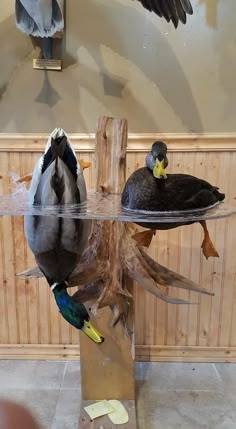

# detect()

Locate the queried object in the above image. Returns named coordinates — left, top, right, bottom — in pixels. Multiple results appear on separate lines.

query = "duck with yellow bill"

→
left=24, top=128, right=104, bottom=343
left=121, top=141, right=225, bottom=259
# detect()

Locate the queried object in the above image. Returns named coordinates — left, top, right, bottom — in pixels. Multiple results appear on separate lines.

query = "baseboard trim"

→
left=0, top=345, right=80, bottom=360
left=0, top=133, right=236, bottom=152
left=136, top=345, right=236, bottom=362
left=1, top=344, right=236, bottom=362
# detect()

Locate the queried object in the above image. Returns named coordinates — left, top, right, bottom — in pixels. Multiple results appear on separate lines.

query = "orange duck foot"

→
left=200, top=221, right=219, bottom=259
left=131, top=229, right=156, bottom=248
left=79, top=159, right=92, bottom=170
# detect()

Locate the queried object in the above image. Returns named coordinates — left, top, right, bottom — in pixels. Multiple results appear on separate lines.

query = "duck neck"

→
left=50, top=282, right=69, bottom=309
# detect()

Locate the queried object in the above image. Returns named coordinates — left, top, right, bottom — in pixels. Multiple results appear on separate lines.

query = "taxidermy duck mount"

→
left=15, top=0, right=193, bottom=71
left=20, top=120, right=216, bottom=336
left=15, top=0, right=64, bottom=70
left=121, top=140, right=225, bottom=259
left=23, top=127, right=104, bottom=343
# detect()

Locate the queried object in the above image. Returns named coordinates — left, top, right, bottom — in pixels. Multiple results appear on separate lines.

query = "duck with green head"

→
left=24, top=128, right=104, bottom=343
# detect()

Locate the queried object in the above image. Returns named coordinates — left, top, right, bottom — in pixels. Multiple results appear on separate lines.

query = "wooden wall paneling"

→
left=0, top=170, right=9, bottom=343
left=1, top=153, right=18, bottom=344
left=22, top=153, right=40, bottom=344
left=9, top=152, right=28, bottom=344
left=229, top=155, right=236, bottom=347
left=209, top=153, right=229, bottom=347
left=219, top=153, right=236, bottom=347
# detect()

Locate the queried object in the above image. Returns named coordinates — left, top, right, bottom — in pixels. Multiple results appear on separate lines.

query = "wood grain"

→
left=79, top=117, right=135, bottom=401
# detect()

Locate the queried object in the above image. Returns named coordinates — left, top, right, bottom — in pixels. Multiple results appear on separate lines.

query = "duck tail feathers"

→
left=51, top=135, right=67, bottom=161
left=214, top=188, right=225, bottom=202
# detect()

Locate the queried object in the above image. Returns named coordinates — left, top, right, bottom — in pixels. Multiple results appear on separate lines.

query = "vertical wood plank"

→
left=9, top=152, right=29, bottom=344
left=0, top=161, right=9, bottom=343
left=219, top=153, right=236, bottom=346
left=21, top=153, right=40, bottom=344
left=209, top=153, right=230, bottom=346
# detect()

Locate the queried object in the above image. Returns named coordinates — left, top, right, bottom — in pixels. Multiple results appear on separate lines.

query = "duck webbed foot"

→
left=131, top=228, right=156, bottom=248
left=200, top=220, right=219, bottom=259
left=16, top=173, right=33, bottom=183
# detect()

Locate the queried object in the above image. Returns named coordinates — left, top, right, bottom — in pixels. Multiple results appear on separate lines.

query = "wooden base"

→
left=79, top=307, right=135, bottom=400
left=79, top=400, right=136, bottom=429
left=78, top=117, right=136, bottom=427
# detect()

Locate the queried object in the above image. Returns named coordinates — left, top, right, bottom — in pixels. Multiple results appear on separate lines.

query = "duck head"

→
left=51, top=283, right=104, bottom=343
left=145, top=141, right=168, bottom=179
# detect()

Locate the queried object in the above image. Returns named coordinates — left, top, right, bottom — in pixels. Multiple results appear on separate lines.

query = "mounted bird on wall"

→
left=24, top=127, right=104, bottom=343
left=15, top=0, right=193, bottom=69
left=15, top=0, right=64, bottom=68
left=15, top=0, right=193, bottom=38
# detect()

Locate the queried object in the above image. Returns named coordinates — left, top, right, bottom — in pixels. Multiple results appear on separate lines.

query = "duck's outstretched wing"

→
left=136, top=0, right=193, bottom=27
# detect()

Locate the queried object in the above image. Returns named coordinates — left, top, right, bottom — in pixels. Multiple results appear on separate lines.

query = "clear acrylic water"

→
left=0, top=179, right=236, bottom=223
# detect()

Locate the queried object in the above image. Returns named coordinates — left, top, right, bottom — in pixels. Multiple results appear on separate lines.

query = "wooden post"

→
left=79, top=117, right=137, bottom=428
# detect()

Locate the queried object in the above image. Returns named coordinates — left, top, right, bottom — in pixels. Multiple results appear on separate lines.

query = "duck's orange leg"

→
left=200, top=220, right=219, bottom=259
left=16, top=173, right=33, bottom=183
left=79, top=159, right=92, bottom=170
left=131, top=229, right=156, bottom=248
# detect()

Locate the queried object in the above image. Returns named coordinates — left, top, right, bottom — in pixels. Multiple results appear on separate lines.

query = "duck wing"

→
left=136, top=0, right=193, bottom=27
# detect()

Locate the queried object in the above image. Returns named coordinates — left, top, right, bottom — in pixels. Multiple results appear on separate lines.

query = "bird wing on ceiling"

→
left=136, top=0, right=193, bottom=27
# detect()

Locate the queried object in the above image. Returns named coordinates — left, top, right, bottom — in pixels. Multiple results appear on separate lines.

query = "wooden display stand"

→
left=79, top=117, right=137, bottom=428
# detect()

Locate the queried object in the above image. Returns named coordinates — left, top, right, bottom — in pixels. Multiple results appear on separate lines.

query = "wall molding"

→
left=0, top=133, right=236, bottom=152
left=1, top=344, right=236, bottom=362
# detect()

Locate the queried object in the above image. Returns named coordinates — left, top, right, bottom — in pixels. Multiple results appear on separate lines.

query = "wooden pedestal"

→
left=78, top=117, right=137, bottom=428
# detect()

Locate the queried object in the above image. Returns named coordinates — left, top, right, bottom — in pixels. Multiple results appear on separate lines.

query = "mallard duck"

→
left=136, top=0, right=193, bottom=27
left=24, top=128, right=104, bottom=343
left=121, top=141, right=225, bottom=259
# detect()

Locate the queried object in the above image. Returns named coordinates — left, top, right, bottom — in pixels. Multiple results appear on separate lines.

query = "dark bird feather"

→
left=136, top=0, right=193, bottom=27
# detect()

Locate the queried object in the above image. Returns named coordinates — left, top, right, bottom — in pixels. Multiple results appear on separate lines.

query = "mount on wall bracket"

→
left=32, top=25, right=64, bottom=71
left=15, top=0, right=65, bottom=71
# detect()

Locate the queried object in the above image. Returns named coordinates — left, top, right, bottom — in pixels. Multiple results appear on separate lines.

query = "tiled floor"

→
left=0, top=361, right=236, bottom=428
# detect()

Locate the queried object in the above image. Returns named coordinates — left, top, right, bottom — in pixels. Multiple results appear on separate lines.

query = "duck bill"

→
left=153, top=159, right=167, bottom=179
left=81, top=320, right=104, bottom=343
